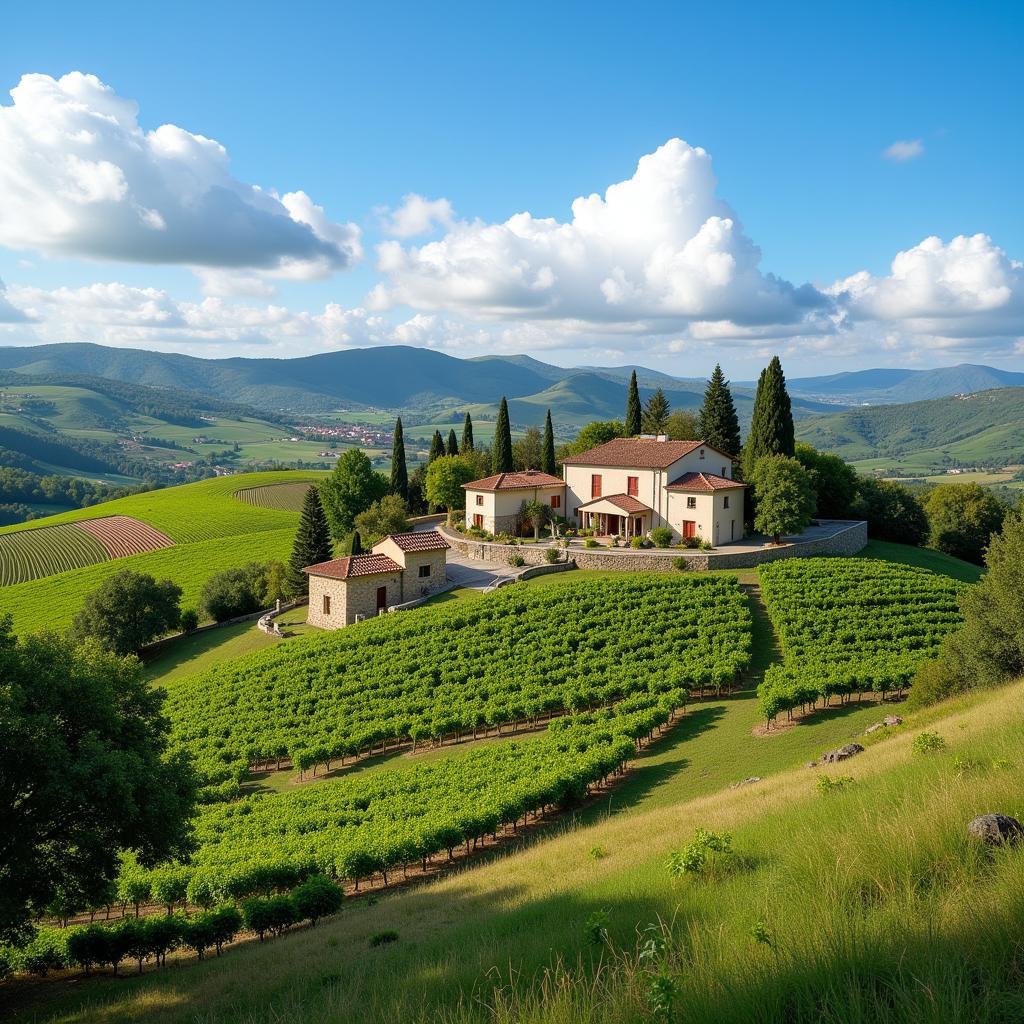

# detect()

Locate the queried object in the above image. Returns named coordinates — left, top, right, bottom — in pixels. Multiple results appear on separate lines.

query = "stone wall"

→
left=440, top=520, right=868, bottom=572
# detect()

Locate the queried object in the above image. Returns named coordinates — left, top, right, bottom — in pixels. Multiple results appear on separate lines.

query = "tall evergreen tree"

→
left=625, top=370, right=642, bottom=436
left=641, top=387, right=671, bottom=434
left=698, top=364, right=742, bottom=459
left=542, top=409, right=557, bottom=475
left=389, top=417, right=408, bottom=500
left=349, top=530, right=363, bottom=556
left=446, top=429, right=459, bottom=456
left=461, top=412, right=474, bottom=452
left=492, top=396, right=514, bottom=473
left=287, top=486, right=333, bottom=596
left=742, top=356, right=795, bottom=479
left=428, top=430, right=445, bottom=463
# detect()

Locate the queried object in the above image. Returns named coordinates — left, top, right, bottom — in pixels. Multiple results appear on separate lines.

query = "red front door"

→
left=376, top=585, right=387, bottom=611
left=472, top=513, right=483, bottom=528
left=683, top=520, right=697, bottom=539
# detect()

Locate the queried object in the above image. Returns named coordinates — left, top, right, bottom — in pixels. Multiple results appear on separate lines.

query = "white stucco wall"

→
left=464, top=485, right=566, bottom=534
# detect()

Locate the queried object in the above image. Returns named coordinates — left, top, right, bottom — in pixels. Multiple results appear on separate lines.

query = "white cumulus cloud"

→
left=379, top=194, right=456, bottom=238
left=882, top=139, right=925, bottom=162
left=368, top=139, right=831, bottom=333
left=0, top=278, right=32, bottom=322
left=0, top=72, right=361, bottom=281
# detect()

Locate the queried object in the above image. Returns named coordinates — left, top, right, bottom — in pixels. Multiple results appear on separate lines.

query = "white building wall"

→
left=464, top=486, right=566, bottom=534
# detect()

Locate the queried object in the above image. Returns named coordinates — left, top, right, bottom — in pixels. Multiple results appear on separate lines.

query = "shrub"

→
left=507, top=553, right=525, bottom=567
left=698, top=538, right=714, bottom=551
left=370, top=930, right=399, bottom=947
left=667, top=829, right=734, bottom=880
left=630, top=536, right=645, bottom=549
left=179, top=607, right=200, bottom=632
left=544, top=547, right=560, bottom=564
left=201, top=562, right=271, bottom=622
left=682, top=535, right=700, bottom=548
left=816, top=775, right=854, bottom=795
left=291, top=875, right=342, bottom=927
left=584, top=538, right=599, bottom=549
left=650, top=526, right=674, bottom=548
left=913, top=731, right=947, bottom=755
left=672, top=556, right=688, bottom=571
left=584, top=909, right=610, bottom=945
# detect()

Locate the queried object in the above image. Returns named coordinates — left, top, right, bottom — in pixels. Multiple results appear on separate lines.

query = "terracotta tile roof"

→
left=666, top=471, right=747, bottom=492
left=303, top=554, right=402, bottom=579
left=576, top=493, right=652, bottom=513
left=381, top=530, right=450, bottom=552
left=561, top=437, right=726, bottom=468
left=463, top=470, right=565, bottom=491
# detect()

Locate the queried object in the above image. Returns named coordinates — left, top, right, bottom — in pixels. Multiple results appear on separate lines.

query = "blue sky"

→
left=0, top=0, right=1021, bottom=377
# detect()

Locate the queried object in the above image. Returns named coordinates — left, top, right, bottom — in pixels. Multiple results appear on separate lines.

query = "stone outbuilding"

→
left=304, top=530, right=449, bottom=629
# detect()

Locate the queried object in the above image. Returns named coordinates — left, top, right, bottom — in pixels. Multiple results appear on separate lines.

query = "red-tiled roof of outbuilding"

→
left=665, top=471, right=747, bottom=492
left=382, top=530, right=450, bottom=552
left=463, top=470, right=565, bottom=491
left=303, top=554, right=403, bottom=579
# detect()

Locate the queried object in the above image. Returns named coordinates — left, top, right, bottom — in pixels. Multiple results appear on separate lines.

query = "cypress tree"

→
left=349, top=530, right=363, bottom=555
left=698, top=364, right=742, bottom=459
left=742, top=356, right=795, bottom=479
left=492, top=397, right=514, bottom=473
left=542, top=409, right=556, bottom=475
left=641, top=387, right=670, bottom=434
left=625, top=370, right=642, bottom=436
left=461, top=412, right=474, bottom=452
left=286, top=486, right=333, bottom=596
left=429, top=430, right=445, bottom=463
left=390, top=417, right=408, bottom=500
left=446, top=429, right=459, bottom=456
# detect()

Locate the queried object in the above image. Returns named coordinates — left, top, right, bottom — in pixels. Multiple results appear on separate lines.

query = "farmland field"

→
left=234, top=480, right=315, bottom=511
left=0, top=522, right=108, bottom=586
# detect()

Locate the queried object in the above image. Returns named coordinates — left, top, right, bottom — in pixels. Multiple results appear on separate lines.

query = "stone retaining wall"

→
left=441, top=520, right=867, bottom=572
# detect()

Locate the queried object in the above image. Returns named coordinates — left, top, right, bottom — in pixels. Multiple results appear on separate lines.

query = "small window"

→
left=475, top=494, right=484, bottom=506
left=591, top=474, right=602, bottom=499
left=699, top=449, right=705, bottom=459
left=550, top=494, right=561, bottom=509
left=687, top=496, right=697, bottom=509
left=722, top=465, right=728, bottom=477
left=418, top=563, right=431, bottom=578
left=323, top=593, right=331, bottom=616
left=627, top=475, right=639, bottom=497
left=723, top=496, right=730, bottom=509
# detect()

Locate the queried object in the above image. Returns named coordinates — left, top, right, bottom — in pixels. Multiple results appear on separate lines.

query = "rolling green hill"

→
left=0, top=471, right=326, bottom=634
left=796, top=387, right=1024, bottom=472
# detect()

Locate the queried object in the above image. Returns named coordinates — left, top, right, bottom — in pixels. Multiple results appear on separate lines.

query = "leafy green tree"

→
left=262, top=560, right=288, bottom=606
left=286, top=485, right=334, bottom=596
left=426, top=455, right=476, bottom=522
left=70, top=570, right=182, bottom=656
left=143, top=914, right=183, bottom=967
left=318, top=448, right=388, bottom=540
left=512, top=426, right=543, bottom=471
left=390, top=417, right=408, bottom=500
left=698, top=364, right=742, bottom=457
left=428, top=430, right=445, bottom=463
left=625, top=370, right=642, bottom=436
left=446, top=429, right=459, bottom=456
left=923, top=482, right=1007, bottom=564
left=353, top=493, right=410, bottom=545
left=665, top=410, right=700, bottom=441
left=641, top=387, right=670, bottom=434
left=150, top=866, right=188, bottom=915
left=795, top=443, right=859, bottom=518
left=291, top=875, right=343, bottom=926
left=742, top=356, right=795, bottom=479
left=851, top=477, right=928, bottom=546
left=461, top=412, right=475, bottom=452
left=521, top=499, right=548, bottom=540
left=201, top=563, right=269, bottom=622
left=542, top=409, right=557, bottom=475
left=751, top=455, right=815, bottom=543
left=910, top=512, right=1024, bottom=706
left=560, top=420, right=624, bottom=458
left=0, top=621, right=196, bottom=943
left=492, top=397, right=514, bottom=473
left=406, top=464, right=428, bottom=515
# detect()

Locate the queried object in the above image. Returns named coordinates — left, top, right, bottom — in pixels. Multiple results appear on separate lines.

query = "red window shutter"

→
left=627, top=476, right=638, bottom=496
left=591, top=474, right=602, bottom=498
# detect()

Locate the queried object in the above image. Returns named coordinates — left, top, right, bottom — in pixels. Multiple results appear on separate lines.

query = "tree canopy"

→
left=561, top=420, right=624, bottom=458
left=318, top=449, right=388, bottom=540
left=851, top=477, right=928, bottom=546
left=389, top=418, right=408, bottom=500
left=542, top=409, right=557, bottom=475
left=625, top=370, right=642, bottom=436
left=201, top=563, right=271, bottom=622
left=460, top=412, right=474, bottom=452
left=353, top=493, right=411, bottom=545
left=70, top=570, right=182, bottom=655
left=512, top=426, right=543, bottom=471
left=923, top=482, right=1007, bottom=565
left=286, top=485, right=333, bottom=596
left=428, top=431, right=445, bottom=463
left=751, top=454, right=815, bottom=543
left=743, top=356, right=795, bottom=479
left=492, top=397, right=514, bottom=473
left=795, top=443, right=859, bottom=519
left=426, top=456, right=476, bottom=522
left=698, top=364, right=742, bottom=458
left=446, top=429, right=459, bottom=457
left=0, top=619, right=196, bottom=943
left=641, top=387, right=670, bottom=434
left=665, top=409, right=700, bottom=441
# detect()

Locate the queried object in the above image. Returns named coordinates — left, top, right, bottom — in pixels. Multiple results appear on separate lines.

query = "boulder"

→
left=730, top=776, right=762, bottom=789
left=820, top=743, right=864, bottom=764
left=882, top=715, right=904, bottom=727
left=967, top=814, right=1024, bottom=846
left=865, top=723, right=884, bottom=734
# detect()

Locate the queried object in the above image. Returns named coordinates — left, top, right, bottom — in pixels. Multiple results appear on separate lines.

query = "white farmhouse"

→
left=461, top=470, right=566, bottom=535
left=561, top=436, right=746, bottom=545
